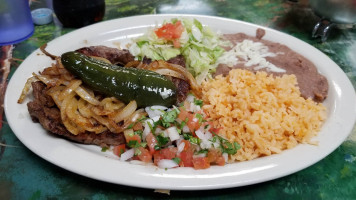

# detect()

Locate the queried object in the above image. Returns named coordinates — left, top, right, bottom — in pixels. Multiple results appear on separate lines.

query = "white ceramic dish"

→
left=4, top=14, right=356, bottom=190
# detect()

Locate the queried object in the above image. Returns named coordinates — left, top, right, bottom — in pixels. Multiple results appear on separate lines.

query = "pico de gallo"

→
left=112, top=94, right=240, bottom=170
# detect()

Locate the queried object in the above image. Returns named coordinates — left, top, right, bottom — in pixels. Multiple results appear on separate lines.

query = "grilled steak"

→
left=27, top=81, right=125, bottom=147
left=167, top=55, right=186, bottom=68
left=76, top=45, right=135, bottom=66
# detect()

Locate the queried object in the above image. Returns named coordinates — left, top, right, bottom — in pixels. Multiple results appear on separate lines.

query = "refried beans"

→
left=215, top=29, right=328, bottom=102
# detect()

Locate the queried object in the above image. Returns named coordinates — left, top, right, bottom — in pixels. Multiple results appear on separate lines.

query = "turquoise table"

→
left=1, top=0, right=356, bottom=199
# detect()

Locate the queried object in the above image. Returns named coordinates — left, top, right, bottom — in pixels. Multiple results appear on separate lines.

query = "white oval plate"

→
left=5, top=14, right=356, bottom=190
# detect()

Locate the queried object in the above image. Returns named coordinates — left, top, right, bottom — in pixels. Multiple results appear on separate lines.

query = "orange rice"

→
left=202, top=69, right=326, bottom=162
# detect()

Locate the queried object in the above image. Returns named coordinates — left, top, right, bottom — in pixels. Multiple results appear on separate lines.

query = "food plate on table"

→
left=4, top=14, right=356, bottom=190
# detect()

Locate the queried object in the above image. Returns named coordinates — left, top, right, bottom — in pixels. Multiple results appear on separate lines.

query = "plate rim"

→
left=4, top=14, right=356, bottom=190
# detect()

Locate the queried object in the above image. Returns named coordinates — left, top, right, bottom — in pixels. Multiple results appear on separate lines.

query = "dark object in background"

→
left=53, top=0, right=105, bottom=28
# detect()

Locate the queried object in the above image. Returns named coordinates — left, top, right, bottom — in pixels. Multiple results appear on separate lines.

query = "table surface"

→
left=1, top=0, right=356, bottom=199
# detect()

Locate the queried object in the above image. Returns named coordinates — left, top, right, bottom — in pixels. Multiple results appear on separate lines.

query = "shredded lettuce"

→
left=129, top=18, right=227, bottom=84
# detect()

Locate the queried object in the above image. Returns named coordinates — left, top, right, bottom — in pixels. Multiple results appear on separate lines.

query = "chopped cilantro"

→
left=119, top=148, right=125, bottom=155
left=134, top=130, right=143, bottom=138
left=127, top=140, right=138, bottom=148
left=154, top=145, right=161, bottom=150
left=195, top=113, right=203, bottom=124
left=194, top=99, right=203, bottom=107
left=127, top=140, right=147, bottom=148
left=101, top=147, right=109, bottom=152
left=195, top=149, right=208, bottom=155
left=209, top=136, right=218, bottom=143
left=189, top=137, right=200, bottom=145
left=126, top=116, right=147, bottom=130
left=156, top=134, right=169, bottom=146
left=183, top=132, right=200, bottom=145
left=147, top=121, right=154, bottom=133
left=211, top=132, right=241, bottom=155
left=172, top=157, right=181, bottom=164
left=183, top=133, right=193, bottom=140
left=161, top=109, right=178, bottom=128
left=134, top=148, right=142, bottom=156
left=126, top=123, right=134, bottom=129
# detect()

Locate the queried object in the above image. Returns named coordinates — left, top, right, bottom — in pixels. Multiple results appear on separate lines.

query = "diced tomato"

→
left=187, top=114, right=201, bottom=133
left=137, top=147, right=152, bottom=163
left=181, top=140, right=191, bottom=151
left=178, top=108, right=189, bottom=121
left=207, top=149, right=225, bottom=166
left=215, top=156, right=226, bottom=166
left=153, top=147, right=178, bottom=166
left=155, top=21, right=184, bottom=41
left=178, top=151, right=194, bottom=167
left=133, top=122, right=143, bottom=131
left=160, top=147, right=178, bottom=160
left=113, top=144, right=126, bottom=157
left=172, top=39, right=181, bottom=48
left=178, top=109, right=201, bottom=134
left=210, top=127, right=222, bottom=134
left=207, top=149, right=220, bottom=163
left=192, top=157, right=210, bottom=169
left=153, top=151, right=165, bottom=166
left=146, top=133, right=158, bottom=154
left=124, top=129, right=141, bottom=144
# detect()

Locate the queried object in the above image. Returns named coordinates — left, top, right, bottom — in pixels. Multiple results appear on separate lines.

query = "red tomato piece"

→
left=124, top=131, right=141, bottom=144
left=153, top=147, right=178, bottom=166
left=192, top=157, right=210, bottom=169
left=187, top=113, right=201, bottom=133
left=207, top=149, right=219, bottom=163
left=160, top=147, right=178, bottom=160
left=215, top=156, right=226, bottom=166
left=153, top=151, right=165, bottom=166
left=178, top=109, right=200, bottom=134
left=173, top=39, right=181, bottom=48
left=133, top=122, right=143, bottom=131
left=178, top=108, right=189, bottom=122
left=146, top=133, right=158, bottom=155
left=181, top=140, right=191, bottom=151
left=177, top=151, right=194, bottom=167
left=113, top=144, right=126, bottom=157
left=155, top=20, right=184, bottom=40
left=137, top=147, right=152, bottom=163
left=207, top=149, right=225, bottom=166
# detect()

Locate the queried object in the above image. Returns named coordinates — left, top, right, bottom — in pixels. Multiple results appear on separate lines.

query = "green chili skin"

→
left=61, top=51, right=177, bottom=107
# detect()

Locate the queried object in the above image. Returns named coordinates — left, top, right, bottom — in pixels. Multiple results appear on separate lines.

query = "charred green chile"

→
left=61, top=51, right=177, bottom=107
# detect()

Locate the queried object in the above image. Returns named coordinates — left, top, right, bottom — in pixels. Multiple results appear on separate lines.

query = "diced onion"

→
left=193, top=153, right=206, bottom=158
left=182, top=125, right=190, bottom=133
left=223, top=153, right=228, bottom=163
left=145, top=106, right=166, bottom=118
left=153, top=68, right=186, bottom=80
left=17, top=76, right=38, bottom=103
left=120, top=148, right=135, bottom=161
left=166, top=126, right=180, bottom=141
left=195, top=129, right=205, bottom=140
left=177, top=142, right=185, bottom=153
left=157, top=159, right=179, bottom=169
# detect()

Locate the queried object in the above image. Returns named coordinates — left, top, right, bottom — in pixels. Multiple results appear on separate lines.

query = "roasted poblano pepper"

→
left=61, top=51, right=177, bottom=107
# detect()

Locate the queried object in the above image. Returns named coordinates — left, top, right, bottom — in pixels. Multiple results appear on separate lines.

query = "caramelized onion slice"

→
left=18, top=76, right=39, bottom=103
left=152, top=68, right=186, bottom=80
